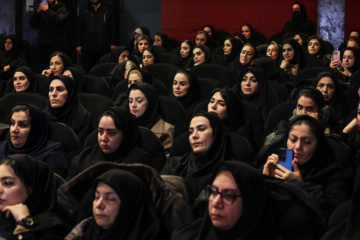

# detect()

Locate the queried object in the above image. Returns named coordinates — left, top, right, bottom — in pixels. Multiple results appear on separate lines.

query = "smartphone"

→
left=41, top=0, right=47, bottom=4
left=278, top=148, right=293, bottom=170
left=332, top=50, right=341, bottom=66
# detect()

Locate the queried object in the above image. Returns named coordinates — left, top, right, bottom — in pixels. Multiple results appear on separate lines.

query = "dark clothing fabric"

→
left=64, top=67, right=85, bottom=92
left=171, top=161, right=275, bottom=240
left=77, top=3, right=118, bottom=72
left=282, top=2, right=314, bottom=36
left=67, top=107, right=151, bottom=179
left=161, top=112, right=234, bottom=199
left=45, top=75, right=92, bottom=146
left=29, top=2, right=68, bottom=69
left=0, top=104, right=67, bottom=177
left=13, top=66, right=37, bottom=93
left=0, top=154, right=69, bottom=240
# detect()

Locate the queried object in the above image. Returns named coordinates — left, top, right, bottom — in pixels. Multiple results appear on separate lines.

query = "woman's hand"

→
left=330, top=58, right=341, bottom=69
left=274, top=160, right=303, bottom=182
left=4, top=65, right=10, bottom=72
left=2, top=204, right=30, bottom=222
left=280, top=60, right=289, bottom=69
left=339, top=62, right=352, bottom=77
left=42, top=69, right=52, bottom=77
left=263, top=154, right=278, bottom=177
left=343, top=118, right=360, bottom=133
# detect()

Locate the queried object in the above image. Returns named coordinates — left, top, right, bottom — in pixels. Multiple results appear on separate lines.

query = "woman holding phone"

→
left=263, top=115, right=351, bottom=214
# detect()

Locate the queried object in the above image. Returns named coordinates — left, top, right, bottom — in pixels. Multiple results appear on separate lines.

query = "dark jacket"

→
left=76, top=3, right=118, bottom=53
left=29, top=2, right=68, bottom=48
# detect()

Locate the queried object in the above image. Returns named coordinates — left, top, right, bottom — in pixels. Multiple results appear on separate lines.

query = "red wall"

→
left=161, top=0, right=318, bottom=42
left=345, top=0, right=360, bottom=39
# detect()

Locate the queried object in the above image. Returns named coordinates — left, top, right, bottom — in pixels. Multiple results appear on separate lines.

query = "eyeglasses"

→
left=205, top=185, right=241, bottom=205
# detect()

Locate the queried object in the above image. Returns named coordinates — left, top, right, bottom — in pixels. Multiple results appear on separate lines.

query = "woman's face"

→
left=129, top=89, right=148, bottom=118
left=137, top=39, right=149, bottom=53
left=118, top=50, right=129, bottom=63
left=0, top=164, right=30, bottom=211
left=208, top=170, right=242, bottom=230
left=142, top=50, right=154, bottom=67
left=193, top=48, right=206, bottom=66
left=127, top=72, right=142, bottom=88
left=4, top=38, right=13, bottom=51
left=98, top=116, right=123, bottom=154
left=153, top=35, right=162, bottom=46
left=241, top=71, right=258, bottom=96
left=316, top=77, right=335, bottom=102
left=13, top=72, right=30, bottom=92
left=49, top=56, right=65, bottom=76
left=294, top=34, right=302, bottom=46
left=342, top=50, right=355, bottom=69
left=223, top=40, right=233, bottom=56
left=180, top=42, right=191, bottom=59
left=308, top=39, right=321, bottom=55
left=287, top=123, right=318, bottom=165
left=196, top=33, right=207, bottom=46
left=208, top=91, right=227, bottom=120
left=347, top=40, right=359, bottom=49
left=173, top=73, right=190, bottom=98
left=203, top=27, right=212, bottom=37
left=239, top=46, right=254, bottom=66
left=93, top=182, right=121, bottom=229
left=49, top=79, right=68, bottom=108
left=296, top=96, right=319, bottom=119
left=10, top=111, right=31, bottom=149
left=282, top=43, right=295, bottom=61
left=188, top=116, right=214, bottom=154
left=241, top=26, right=251, bottom=39
left=266, top=44, right=279, bottom=60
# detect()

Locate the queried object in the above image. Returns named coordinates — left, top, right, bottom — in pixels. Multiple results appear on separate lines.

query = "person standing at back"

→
left=29, top=0, right=68, bottom=70
left=76, top=0, right=118, bottom=73
left=282, top=2, right=314, bottom=37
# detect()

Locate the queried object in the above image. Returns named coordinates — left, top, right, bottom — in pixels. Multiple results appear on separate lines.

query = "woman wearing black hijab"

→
left=186, top=44, right=214, bottom=68
left=171, top=161, right=275, bottom=240
left=231, top=43, right=257, bottom=80
left=263, top=115, right=351, bottom=214
left=105, top=46, right=130, bottom=63
left=128, top=82, right=174, bottom=152
left=63, top=67, right=85, bottom=92
left=223, top=37, right=243, bottom=64
left=279, top=38, right=308, bottom=83
left=208, top=87, right=261, bottom=152
left=172, top=69, right=200, bottom=119
left=0, top=104, right=67, bottom=177
left=67, top=107, right=150, bottom=179
left=312, top=71, right=352, bottom=129
left=65, top=169, right=164, bottom=240
left=176, top=39, right=196, bottom=68
left=282, top=2, right=314, bottom=36
left=45, top=75, right=92, bottom=147
left=233, top=65, right=279, bottom=122
left=240, top=23, right=266, bottom=47
left=2, top=35, right=27, bottom=81
left=0, top=154, right=69, bottom=240
left=12, top=66, right=37, bottom=93
left=161, top=111, right=235, bottom=200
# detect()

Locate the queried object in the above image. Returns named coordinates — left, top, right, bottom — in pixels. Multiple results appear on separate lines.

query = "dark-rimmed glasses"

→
left=205, top=185, right=242, bottom=205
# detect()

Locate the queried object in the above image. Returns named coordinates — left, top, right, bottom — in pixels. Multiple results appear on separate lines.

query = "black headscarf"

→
left=224, top=37, right=243, bottom=63
left=67, top=107, right=150, bottom=178
left=86, top=169, right=163, bottom=240
left=280, top=38, right=308, bottom=70
left=142, top=46, right=161, bottom=66
left=108, top=46, right=129, bottom=63
left=128, top=82, right=161, bottom=129
left=0, top=154, right=66, bottom=239
left=177, top=39, right=196, bottom=67
left=45, top=75, right=91, bottom=143
left=161, top=111, right=231, bottom=197
left=342, top=47, right=360, bottom=74
left=230, top=43, right=258, bottom=80
left=13, top=66, right=37, bottom=93
left=64, top=67, right=85, bottom=92
left=233, top=65, right=278, bottom=121
left=171, top=161, right=275, bottom=240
